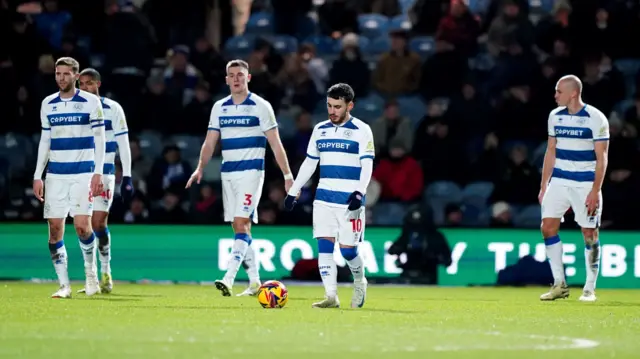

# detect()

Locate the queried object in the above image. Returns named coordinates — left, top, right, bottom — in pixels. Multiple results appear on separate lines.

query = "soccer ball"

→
left=257, top=280, right=289, bottom=308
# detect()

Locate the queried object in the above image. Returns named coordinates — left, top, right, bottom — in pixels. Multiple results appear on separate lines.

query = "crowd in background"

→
left=1, top=0, right=640, bottom=230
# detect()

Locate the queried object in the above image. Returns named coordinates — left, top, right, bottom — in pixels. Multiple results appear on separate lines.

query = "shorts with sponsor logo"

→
left=93, top=174, right=116, bottom=212
left=222, top=174, right=263, bottom=223
left=312, top=201, right=365, bottom=246
left=541, top=181, right=602, bottom=228
left=44, top=173, right=94, bottom=218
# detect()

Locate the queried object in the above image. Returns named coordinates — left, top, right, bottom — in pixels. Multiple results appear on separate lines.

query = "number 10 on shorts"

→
left=350, top=218, right=362, bottom=233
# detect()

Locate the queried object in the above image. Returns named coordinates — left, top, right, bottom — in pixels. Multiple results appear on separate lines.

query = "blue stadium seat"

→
left=396, top=95, right=426, bottom=124
left=399, top=0, right=415, bottom=14
left=467, top=0, right=492, bottom=14
left=357, top=14, right=390, bottom=39
left=351, top=94, right=385, bottom=121
left=409, top=36, right=435, bottom=58
left=462, top=181, right=495, bottom=204
left=168, top=135, right=202, bottom=159
left=276, top=113, right=296, bottom=139
left=245, top=12, right=274, bottom=34
left=363, top=36, right=391, bottom=57
left=388, top=15, right=412, bottom=32
left=614, top=99, right=634, bottom=115
left=371, top=202, right=408, bottom=225
left=223, top=35, right=256, bottom=58
left=270, top=35, right=298, bottom=54
left=513, top=204, right=542, bottom=228
left=303, top=35, right=340, bottom=56
left=425, top=181, right=463, bottom=225
left=138, top=130, right=163, bottom=159
left=613, top=58, right=640, bottom=78
left=461, top=202, right=490, bottom=226
left=530, top=0, right=554, bottom=13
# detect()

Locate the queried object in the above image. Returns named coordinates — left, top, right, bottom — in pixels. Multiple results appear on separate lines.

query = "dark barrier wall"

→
left=1, top=225, right=638, bottom=288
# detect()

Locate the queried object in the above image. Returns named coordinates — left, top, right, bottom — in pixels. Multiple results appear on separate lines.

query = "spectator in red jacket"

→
left=372, top=139, right=424, bottom=202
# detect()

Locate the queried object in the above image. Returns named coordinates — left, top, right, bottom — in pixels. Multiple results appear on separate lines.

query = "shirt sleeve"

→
left=208, top=102, right=220, bottom=132
left=359, top=125, right=375, bottom=160
left=306, top=127, right=319, bottom=159
left=112, top=102, right=129, bottom=136
left=547, top=111, right=555, bottom=137
left=592, top=111, right=610, bottom=141
left=40, top=100, right=50, bottom=131
left=90, top=96, right=105, bottom=127
left=259, top=100, right=278, bottom=132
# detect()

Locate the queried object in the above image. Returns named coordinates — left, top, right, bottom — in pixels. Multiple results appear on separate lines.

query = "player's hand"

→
left=346, top=191, right=364, bottom=211
left=33, top=179, right=44, bottom=202
left=120, top=176, right=134, bottom=203
left=585, top=189, right=600, bottom=217
left=186, top=168, right=203, bottom=188
left=91, top=174, right=103, bottom=197
left=283, top=194, right=298, bottom=211
left=284, top=179, right=294, bottom=193
left=538, top=185, right=547, bottom=205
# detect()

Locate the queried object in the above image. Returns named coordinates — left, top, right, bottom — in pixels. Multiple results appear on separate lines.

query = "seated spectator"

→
left=372, top=139, right=423, bottom=202
left=373, top=30, right=422, bottom=97
left=147, top=145, right=192, bottom=200
left=371, top=98, right=414, bottom=158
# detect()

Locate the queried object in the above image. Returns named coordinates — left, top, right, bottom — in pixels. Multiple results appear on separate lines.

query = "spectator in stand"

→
left=435, top=0, right=480, bottom=58
left=329, top=33, right=371, bottom=97
left=490, top=144, right=539, bottom=206
left=370, top=98, right=414, bottom=158
left=147, top=145, right=192, bottom=200
left=182, top=80, right=213, bottom=135
left=373, top=29, right=422, bottom=97
left=372, top=139, right=423, bottom=203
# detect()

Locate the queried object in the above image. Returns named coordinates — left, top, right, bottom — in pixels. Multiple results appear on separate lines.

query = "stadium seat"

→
left=614, top=99, right=635, bottom=115
left=168, top=135, right=202, bottom=159
left=513, top=204, right=542, bottom=228
left=363, top=36, right=391, bottom=57
left=461, top=202, right=490, bottom=226
left=398, top=0, right=415, bottom=14
left=138, top=131, right=163, bottom=159
left=396, top=95, right=426, bottom=124
left=467, top=0, right=491, bottom=14
left=351, top=94, right=385, bottom=121
left=529, top=0, right=554, bottom=13
left=357, top=14, right=390, bottom=39
left=269, top=35, right=298, bottom=54
left=425, top=181, right=463, bottom=225
left=409, top=36, right=435, bottom=59
left=388, top=15, right=412, bottom=32
left=303, top=35, right=340, bottom=56
left=223, top=35, right=256, bottom=58
left=276, top=113, right=296, bottom=139
left=462, top=182, right=494, bottom=204
left=245, top=12, right=274, bottom=35
left=371, top=202, right=407, bottom=225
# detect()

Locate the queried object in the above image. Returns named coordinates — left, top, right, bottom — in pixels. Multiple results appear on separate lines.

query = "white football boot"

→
left=214, top=278, right=233, bottom=297
left=51, top=285, right=72, bottom=299
left=540, top=282, right=570, bottom=301
left=351, top=279, right=367, bottom=308
left=579, top=290, right=597, bottom=302
left=236, top=282, right=261, bottom=296
left=84, top=266, right=101, bottom=296
left=312, top=295, right=340, bottom=308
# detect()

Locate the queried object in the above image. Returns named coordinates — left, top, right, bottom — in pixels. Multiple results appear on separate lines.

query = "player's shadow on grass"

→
left=86, top=297, right=143, bottom=302
left=108, top=293, right=164, bottom=298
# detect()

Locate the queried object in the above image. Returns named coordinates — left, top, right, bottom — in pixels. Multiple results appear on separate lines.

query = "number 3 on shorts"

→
left=350, top=218, right=362, bottom=233
left=243, top=194, right=252, bottom=206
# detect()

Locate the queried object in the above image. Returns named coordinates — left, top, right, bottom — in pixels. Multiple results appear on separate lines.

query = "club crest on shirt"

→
left=343, top=129, right=353, bottom=138
left=74, top=103, right=83, bottom=111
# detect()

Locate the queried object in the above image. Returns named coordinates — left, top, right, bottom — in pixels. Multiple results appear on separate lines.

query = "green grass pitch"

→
left=1, top=282, right=639, bottom=359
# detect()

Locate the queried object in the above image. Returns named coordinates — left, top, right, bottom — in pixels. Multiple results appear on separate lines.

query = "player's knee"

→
left=340, top=246, right=358, bottom=261
left=232, top=217, right=251, bottom=233
left=73, top=218, right=92, bottom=238
left=48, top=221, right=64, bottom=243
left=581, top=228, right=598, bottom=244
left=541, top=219, right=560, bottom=238
left=91, top=216, right=106, bottom=233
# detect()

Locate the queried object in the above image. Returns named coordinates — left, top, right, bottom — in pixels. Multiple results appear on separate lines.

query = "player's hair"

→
left=55, top=57, right=80, bottom=73
left=327, top=83, right=355, bottom=103
left=79, top=68, right=101, bottom=81
left=226, top=59, right=249, bottom=73
left=558, top=75, right=583, bottom=95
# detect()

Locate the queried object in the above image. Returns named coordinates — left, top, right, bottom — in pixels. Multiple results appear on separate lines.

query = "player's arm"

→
left=287, top=128, right=320, bottom=197
left=592, top=114, right=610, bottom=192
left=357, top=126, right=375, bottom=194
left=261, top=101, right=293, bottom=180
left=187, top=105, right=221, bottom=187
left=540, top=112, right=557, bottom=189
left=90, top=98, right=106, bottom=175
left=113, top=103, right=132, bottom=177
left=34, top=103, right=51, bottom=182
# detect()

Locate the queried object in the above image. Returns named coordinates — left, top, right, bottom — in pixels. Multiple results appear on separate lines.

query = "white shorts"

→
left=44, top=174, right=94, bottom=219
left=93, top=175, right=116, bottom=212
left=222, top=175, right=264, bottom=223
left=312, top=202, right=365, bottom=246
left=541, top=183, right=603, bottom=228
